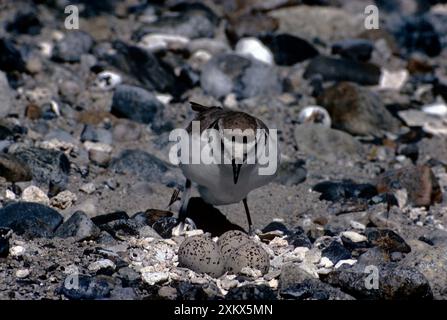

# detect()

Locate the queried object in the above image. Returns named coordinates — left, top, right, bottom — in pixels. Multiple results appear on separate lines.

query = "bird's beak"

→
left=232, top=159, right=242, bottom=184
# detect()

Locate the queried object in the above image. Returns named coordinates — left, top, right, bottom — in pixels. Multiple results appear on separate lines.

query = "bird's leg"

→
left=172, top=179, right=196, bottom=236
left=242, top=198, right=254, bottom=236
left=179, top=179, right=192, bottom=222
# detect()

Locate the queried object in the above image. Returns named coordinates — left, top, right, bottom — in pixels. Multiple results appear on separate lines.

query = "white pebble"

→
left=422, top=101, right=447, bottom=117
left=318, top=256, right=334, bottom=268
left=341, top=231, right=367, bottom=243
left=139, top=33, right=189, bottom=52
left=379, top=69, right=408, bottom=90
left=235, top=37, right=274, bottom=65
left=10, top=246, right=25, bottom=257
left=141, top=270, right=170, bottom=285
left=16, top=269, right=30, bottom=278
left=298, top=106, right=332, bottom=127
left=335, top=259, right=357, bottom=269
left=88, top=259, right=116, bottom=272
left=95, top=71, right=122, bottom=90
left=80, top=183, right=96, bottom=194
left=21, top=186, right=50, bottom=205
left=350, top=220, right=366, bottom=231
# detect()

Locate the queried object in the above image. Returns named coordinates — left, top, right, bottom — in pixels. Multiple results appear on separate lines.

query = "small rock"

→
left=365, top=229, right=411, bottom=254
left=16, top=269, right=30, bottom=279
left=80, top=183, right=96, bottom=195
left=88, top=259, right=116, bottom=273
left=55, top=211, right=101, bottom=241
left=60, top=275, right=113, bottom=300
left=376, top=165, right=442, bottom=207
left=225, top=284, right=277, bottom=300
left=321, top=241, right=351, bottom=264
left=260, top=33, right=318, bottom=66
left=0, top=38, right=26, bottom=73
left=109, top=41, right=178, bottom=94
left=313, top=180, right=377, bottom=202
left=0, top=153, right=32, bottom=182
left=94, top=71, right=122, bottom=91
left=0, top=71, right=14, bottom=117
left=324, top=263, right=433, bottom=299
left=305, top=56, right=381, bottom=86
left=12, top=147, right=70, bottom=196
left=21, top=186, right=50, bottom=205
left=9, top=245, right=25, bottom=257
left=317, top=82, right=400, bottom=136
left=52, top=31, right=94, bottom=62
left=280, top=278, right=354, bottom=300
left=235, top=37, right=273, bottom=65
left=111, top=85, right=164, bottom=126
left=379, top=69, right=409, bottom=90
left=50, top=190, right=77, bottom=210
left=110, top=149, right=169, bottom=183
left=200, top=53, right=282, bottom=100
left=298, top=106, right=331, bottom=128
left=279, top=263, right=319, bottom=291
left=294, top=124, right=363, bottom=162
left=332, top=39, right=374, bottom=62
left=0, top=202, right=63, bottom=238
left=141, top=269, right=169, bottom=286
left=0, top=228, right=11, bottom=258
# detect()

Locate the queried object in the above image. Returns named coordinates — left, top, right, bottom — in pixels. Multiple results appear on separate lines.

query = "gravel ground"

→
left=1, top=0, right=447, bottom=300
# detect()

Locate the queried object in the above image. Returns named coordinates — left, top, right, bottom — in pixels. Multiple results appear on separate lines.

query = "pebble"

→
left=9, top=245, right=25, bottom=257
left=88, top=259, right=116, bottom=273
left=304, top=56, right=381, bottom=86
left=341, top=231, right=367, bottom=243
left=332, top=39, right=374, bottom=62
left=298, top=106, right=331, bottom=127
left=0, top=153, right=32, bottom=182
left=50, top=190, right=77, bottom=210
left=294, top=124, right=363, bottom=162
left=80, top=183, right=96, bottom=194
left=55, top=211, right=101, bottom=242
left=317, top=81, right=400, bottom=136
left=22, top=185, right=50, bottom=205
left=260, top=33, right=318, bottom=66
left=16, top=269, right=30, bottom=278
left=94, top=71, right=122, bottom=91
left=200, top=53, right=282, bottom=100
left=0, top=202, right=63, bottom=238
left=376, top=165, right=442, bottom=207
left=111, top=84, right=164, bottom=126
left=52, top=31, right=94, bottom=62
left=235, top=37, right=274, bottom=65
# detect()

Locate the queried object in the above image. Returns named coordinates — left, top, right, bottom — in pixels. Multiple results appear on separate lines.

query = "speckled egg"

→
left=178, top=235, right=224, bottom=277
left=224, top=241, right=270, bottom=275
left=218, top=230, right=251, bottom=258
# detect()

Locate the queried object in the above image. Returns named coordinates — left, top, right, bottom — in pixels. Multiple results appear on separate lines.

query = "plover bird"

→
left=173, top=102, right=279, bottom=235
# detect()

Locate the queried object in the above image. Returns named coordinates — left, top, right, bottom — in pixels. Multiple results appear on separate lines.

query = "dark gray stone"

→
left=201, top=53, right=282, bottom=100
left=12, top=147, right=70, bottom=196
left=0, top=153, right=32, bottom=182
left=60, top=275, right=113, bottom=300
left=55, top=211, right=101, bottom=241
left=111, top=85, right=163, bottom=126
left=52, top=31, right=94, bottom=62
left=110, top=149, right=169, bottom=183
left=323, top=263, right=433, bottom=300
left=0, top=202, right=63, bottom=238
left=304, top=56, right=381, bottom=85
